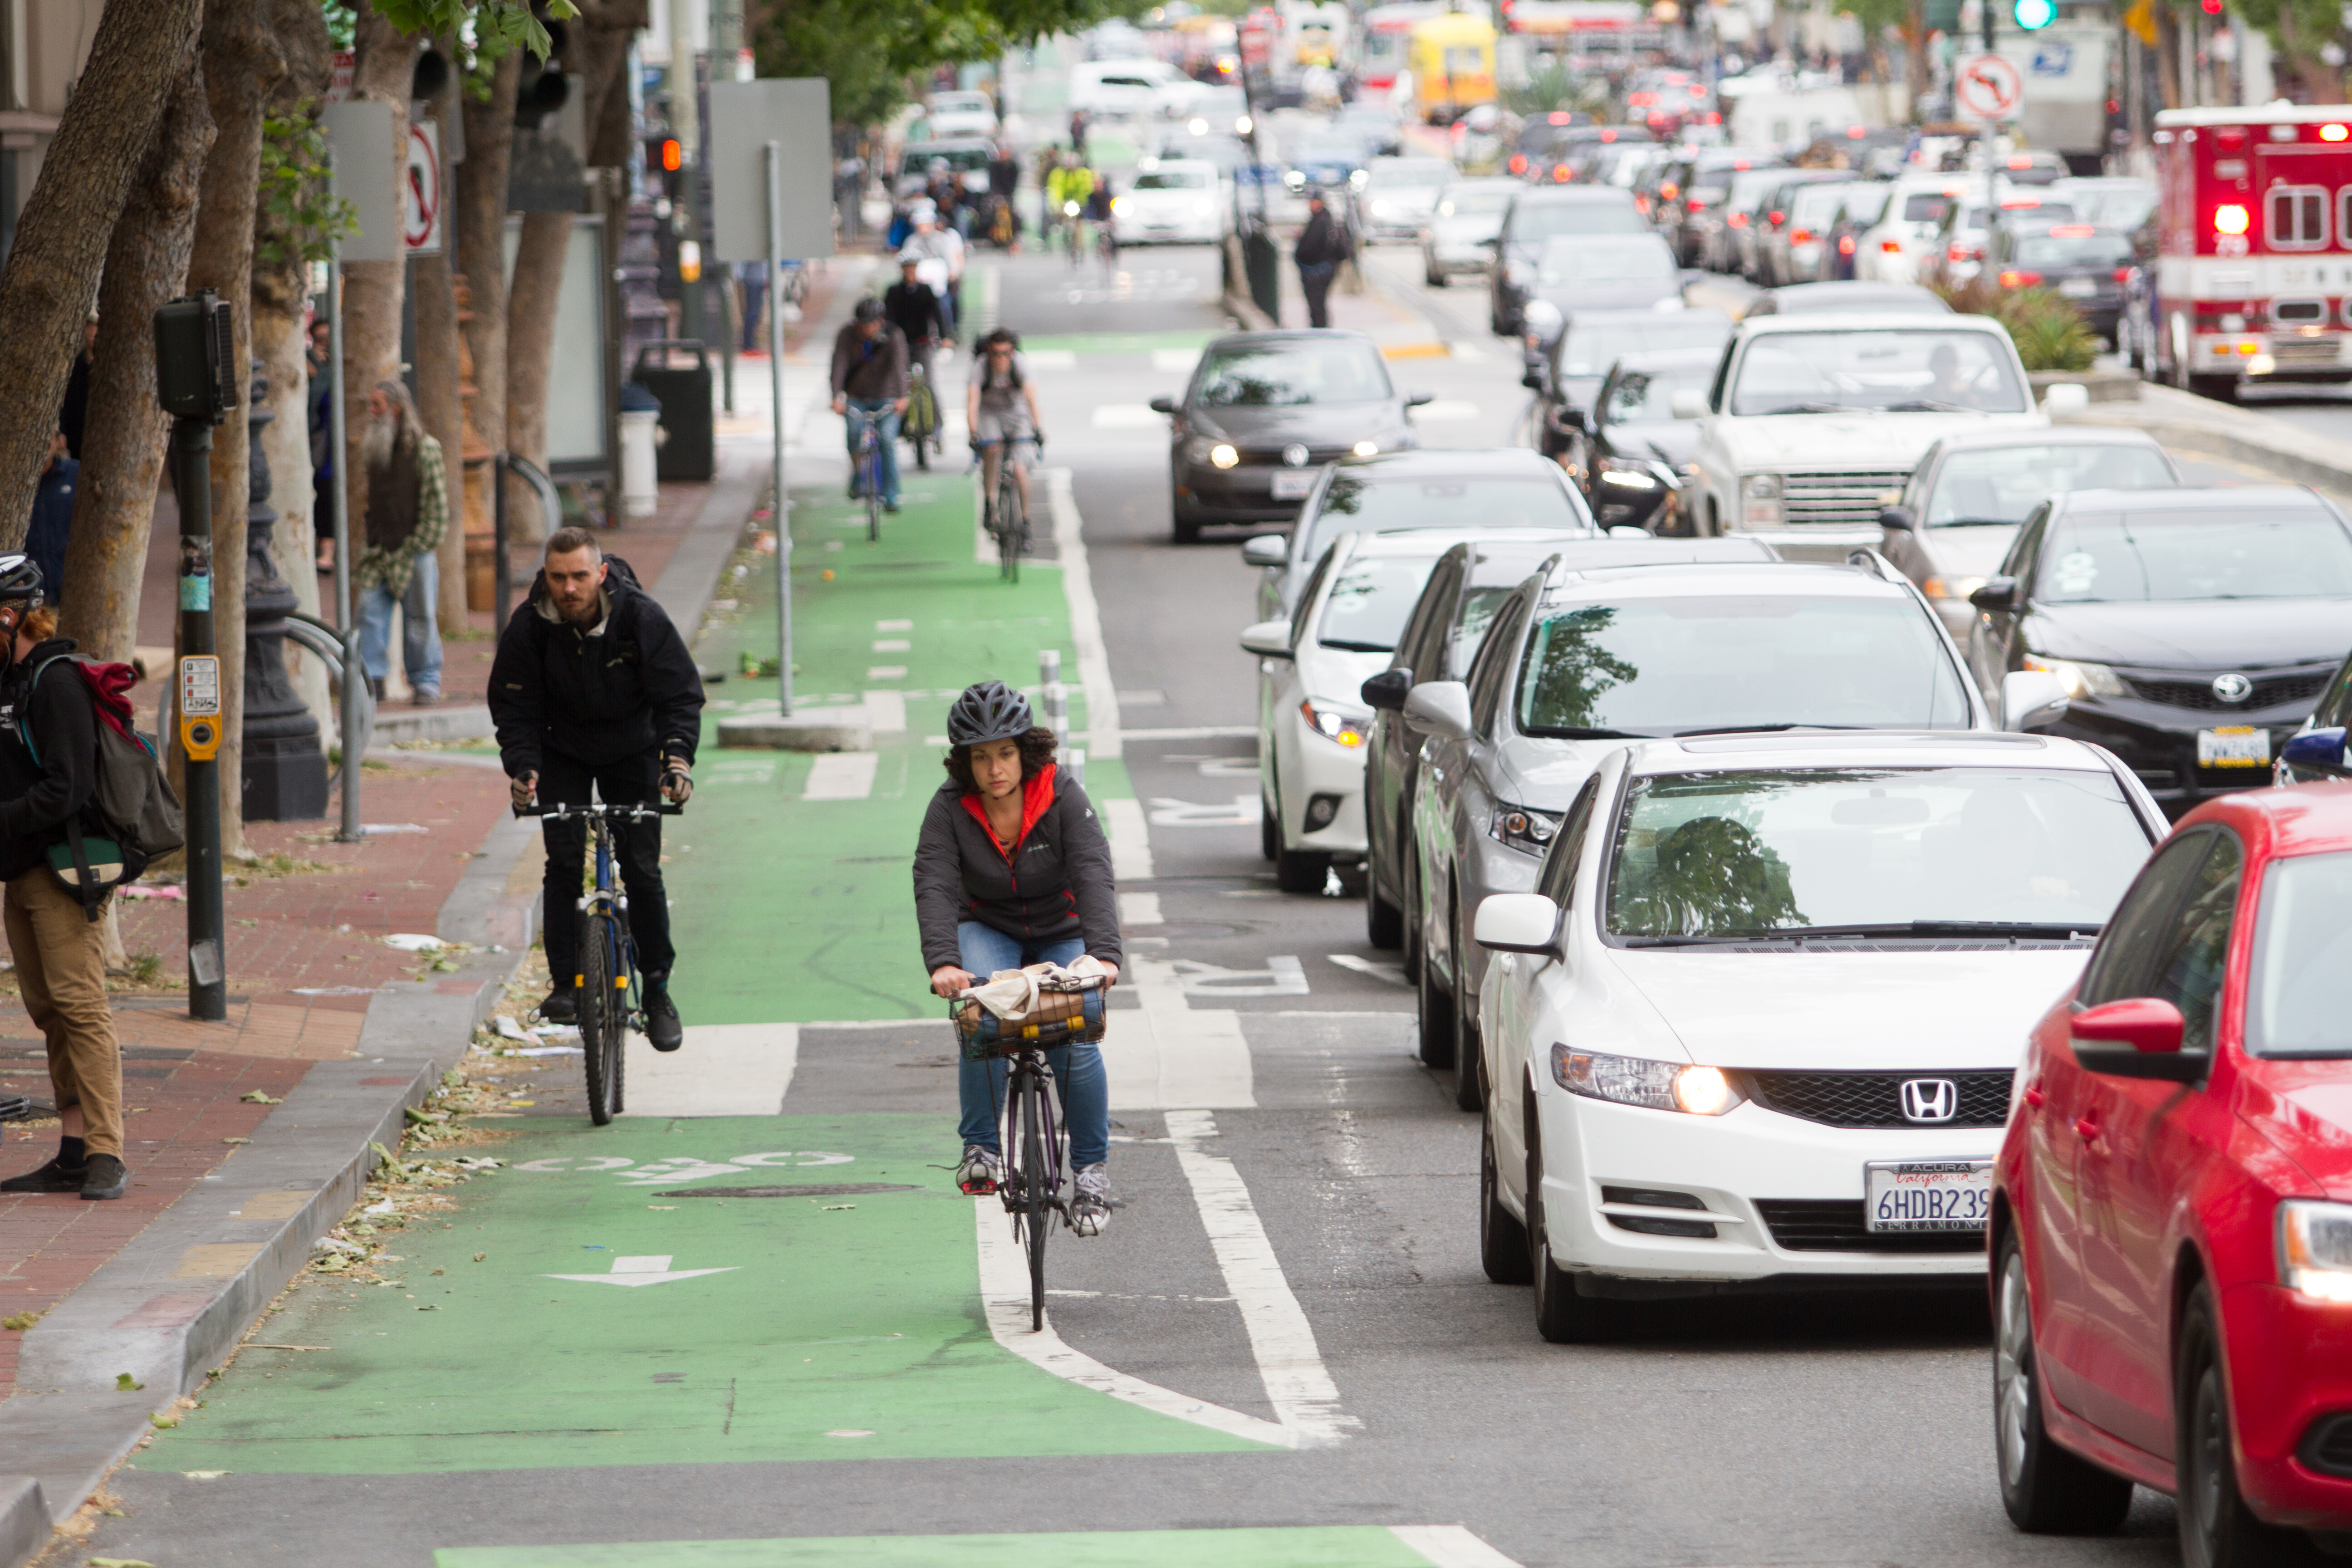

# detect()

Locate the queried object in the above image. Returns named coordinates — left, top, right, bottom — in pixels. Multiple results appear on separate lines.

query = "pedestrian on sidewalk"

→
left=1295, top=192, right=1353, bottom=329
left=0, top=560, right=132, bottom=1200
left=26, top=431, right=75, bottom=612
left=830, top=298, right=910, bottom=513
left=491, top=529, right=702, bottom=1050
left=915, top=681, right=1122, bottom=1236
left=737, top=262, right=768, bottom=355
left=352, top=379, right=447, bottom=707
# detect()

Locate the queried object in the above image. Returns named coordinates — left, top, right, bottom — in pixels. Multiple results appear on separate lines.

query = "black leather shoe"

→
left=79, top=1154, right=127, bottom=1200
left=0, top=1156, right=85, bottom=1194
left=644, top=985, right=683, bottom=1052
left=538, top=990, right=578, bottom=1025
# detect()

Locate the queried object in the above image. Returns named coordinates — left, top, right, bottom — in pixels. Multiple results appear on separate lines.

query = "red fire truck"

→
left=2132, top=103, right=2352, bottom=397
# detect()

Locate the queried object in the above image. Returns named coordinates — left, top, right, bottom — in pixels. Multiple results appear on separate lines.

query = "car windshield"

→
left=1306, top=475, right=1587, bottom=558
left=1514, top=596, right=1974, bottom=736
left=1370, top=160, right=1451, bottom=188
left=1727, top=329, right=2029, bottom=415
left=1513, top=199, right=1651, bottom=243
left=1438, top=187, right=1515, bottom=217
left=1925, top=444, right=2174, bottom=526
left=2066, top=184, right=2157, bottom=230
left=1835, top=186, right=1893, bottom=224
left=1557, top=317, right=1730, bottom=379
left=2014, top=230, right=2132, bottom=269
left=2250, top=849, right=2352, bottom=1057
left=1317, top=556, right=1440, bottom=652
left=1134, top=168, right=1212, bottom=190
left=1790, top=185, right=1866, bottom=224
left=2037, top=510, right=2352, bottom=602
left=1535, top=237, right=1676, bottom=287
left=1195, top=341, right=1392, bottom=407
left=1901, top=191, right=1959, bottom=223
left=1452, top=587, right=1514, bottom=675
left=1604, top=767, right=2149, bottom=940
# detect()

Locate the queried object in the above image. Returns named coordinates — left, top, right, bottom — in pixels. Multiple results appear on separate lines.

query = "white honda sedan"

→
left=1471, top=730, right=2167, bottom=1342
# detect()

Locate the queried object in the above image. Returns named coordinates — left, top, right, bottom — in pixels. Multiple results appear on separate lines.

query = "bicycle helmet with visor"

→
left=947, top=680, right=1033, bottom=746
left=0, top=555, right=45, bottom=668
left=853, top=296, right=885, bottom=323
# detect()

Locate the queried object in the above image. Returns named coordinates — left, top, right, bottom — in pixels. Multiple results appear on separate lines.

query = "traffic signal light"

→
left=2013, top=0, right=2056, bottom=27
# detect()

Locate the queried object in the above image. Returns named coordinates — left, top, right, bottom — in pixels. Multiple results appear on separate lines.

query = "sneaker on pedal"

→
left=644, top=983, right=683, bottom=1052
left=1072, top=1163, right=1117, bottom=1236
left=537, top=989, right=578, bottom=1025
left=957, top=1145, right=1001, bottom=1196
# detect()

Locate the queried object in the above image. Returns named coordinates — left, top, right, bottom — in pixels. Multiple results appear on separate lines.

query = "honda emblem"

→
left=1901, top=1078, right=1959, bottom=1122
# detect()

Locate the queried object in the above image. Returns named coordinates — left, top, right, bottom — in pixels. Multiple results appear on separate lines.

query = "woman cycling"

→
left=914, top=680, right=1121, bottom=1234
left=967, top=328, right=1044, bottom=533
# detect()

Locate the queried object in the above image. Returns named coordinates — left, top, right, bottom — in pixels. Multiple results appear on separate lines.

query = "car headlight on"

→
left=1489, top=804, right=1562, bottom=855
left=1110, top=196, right=1126, bottom=214
left=1349, top=169, right=1370, bottom=189
left=1210, top=443, right=1240, bottom=469
left=1236, top=114, right=1254, bottom=134
left=1370, top=200, right=1395, bottom=217
left=1188, top=117, right=1209, bottom=134
left=1923, top=574, right=1988, bottom=602
left=1299, top=699, right=1371, bottom=748
left=1284, top=171, right=1306, bottom=189
left=1600, top=468, right=1659, bottom=490
left=2280, top=1200, right=2352, bottom=1302
left=1551, top=1045, right=1744, bottom=1116
left=1353, top=439, right=1380, bottom=457
left=1742, top=473, right=1784, bottom=527
left=2024, top=655, right=2127, bottom=700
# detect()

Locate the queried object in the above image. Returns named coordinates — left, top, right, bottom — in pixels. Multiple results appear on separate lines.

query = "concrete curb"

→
left=2056, top=379, right=2352, bottom=495
left=0, top=439, right=769, bottom=1565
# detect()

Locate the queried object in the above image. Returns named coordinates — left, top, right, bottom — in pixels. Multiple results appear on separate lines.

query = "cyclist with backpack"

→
left=913, top=681, right=1120, bottom=1235
left=968, top=329, right=1044, bottom=532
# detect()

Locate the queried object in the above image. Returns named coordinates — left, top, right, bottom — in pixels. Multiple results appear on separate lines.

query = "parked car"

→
left=1488, top=187, right=1651, bottom=335
left=1879, top=427, right=2180, bottom=639
left=1966, top=485, right=2352, bottom=815
left=1109, top=159, right=1223, bottom=246
left=1516, top=235, right=1684, bottom=379
left=1356, top=157, right=1455, bottom=243
left=1533, top=306, right=1735, bottom=459
left=1153, top=331, right=1427, bottom=543
left=1990, top=785, right=2352, bottom=1563
left=1476, top=727, right=2166, bottom=1340
left=1402, top=554, right=2004, bottom=1108
left=1684, top=312, right=2044, bottom=559
left=1422, top=179, right=1520, bottom=287
left=1989, top=221, right=2133, bottom=342
left=1558, top=347, right=1724, bottom=533
left=1248, top=448, right=1594, bottom=621
left=1741, top=280, right=1948, bottom=318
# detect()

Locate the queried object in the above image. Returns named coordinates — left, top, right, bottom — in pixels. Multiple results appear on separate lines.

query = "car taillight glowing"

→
left=1882, top=238, right=1902, bottom=252
left=1766, top=209, right=1785, bottom=225
left=2048, top=224, right=2094, bottom=237
left=1728, top=211, right=1747, bottom=227
left=1838, top=235, right=1856, bottom=255
left=1686, top=197, right=1705, bottom=211
left=1661, top=181, right=1679, bottom=199
left=1509, top=154, right=1527, bottom=174
left=2113, top=266, right=2133, bottom=283
left=1790, top=228, right=1812, bottom=244
left=1552, top=165, right=1571, bottom=182
left=2215, top=203, right=2250, bottom=235
left=1999, top=268, right=2042, bottom=287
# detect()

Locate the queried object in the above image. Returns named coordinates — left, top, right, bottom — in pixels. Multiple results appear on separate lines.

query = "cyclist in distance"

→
left=491, top=527, right=703, bottom=1049
left=914, top=681, right=1121, bottom=1234
left=883, top=251, right=949, bottom=392
left=829, top=297, right=910, bottom=512
left=968, top=329, right=1044, bottom=531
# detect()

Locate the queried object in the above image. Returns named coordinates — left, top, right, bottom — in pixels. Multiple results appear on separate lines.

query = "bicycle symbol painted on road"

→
left=510, top=1152, right=856, bottom=1185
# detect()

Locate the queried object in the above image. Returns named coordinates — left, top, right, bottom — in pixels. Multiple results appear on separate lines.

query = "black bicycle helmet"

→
left=947, top=680, right=1033, bottom=746
left=0, top=554, right=44, bottom=607
left=853, top=296, right=885, bottom=323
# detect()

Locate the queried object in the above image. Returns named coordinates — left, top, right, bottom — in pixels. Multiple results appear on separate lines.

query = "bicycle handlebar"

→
left=514, top=800, right=686, bottom=821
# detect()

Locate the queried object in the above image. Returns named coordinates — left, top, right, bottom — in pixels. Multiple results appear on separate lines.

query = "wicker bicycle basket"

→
left=950, top=985, right=1107, bottom=1060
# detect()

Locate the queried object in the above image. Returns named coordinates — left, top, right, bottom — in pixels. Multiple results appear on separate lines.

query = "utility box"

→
left=630, top=341, right=715, bottom=481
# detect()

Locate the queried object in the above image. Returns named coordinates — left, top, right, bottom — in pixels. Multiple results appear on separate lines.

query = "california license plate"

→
left=2059, top=277, right=2097, bottom=298
left=1270, top=470, right=1317, bottom=500
left=2198, top=725, right=2270, bottom=768
left=1865, top=1159, right=1992, bottom=1233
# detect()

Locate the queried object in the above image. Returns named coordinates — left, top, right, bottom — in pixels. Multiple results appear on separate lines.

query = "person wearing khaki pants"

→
left=0, top=561, right=132, bottom=1200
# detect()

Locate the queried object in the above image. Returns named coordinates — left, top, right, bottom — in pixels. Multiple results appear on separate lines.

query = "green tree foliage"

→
left=257, top=103, right=362, bottom=269
left=754, top=0, right=1151, bottom=126
left=1935, top=275, right=2099, bottom=372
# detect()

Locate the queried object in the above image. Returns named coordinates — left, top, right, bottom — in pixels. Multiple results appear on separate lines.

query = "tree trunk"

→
left=1904, top=0, right=1929, bottom=113
left=184, top=0, right=290, bottom=857
left=338, top=1, right=414, bottom=610
left=459, top=52, right=521, bottom=525
left=0, top=0, right=206, bottom=544
left=58, top=56, right=215, bottom=666
left=503, top=208, right=572, bottom=538
left=409, top=41, right=468, bottom=634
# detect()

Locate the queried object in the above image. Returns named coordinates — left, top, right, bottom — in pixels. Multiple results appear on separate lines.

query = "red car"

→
left=1992, top=784, right=2352, bottom=1565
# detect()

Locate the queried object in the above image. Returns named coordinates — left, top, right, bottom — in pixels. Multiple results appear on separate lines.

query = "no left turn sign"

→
left=1956, top=54, right=2024, bottom=121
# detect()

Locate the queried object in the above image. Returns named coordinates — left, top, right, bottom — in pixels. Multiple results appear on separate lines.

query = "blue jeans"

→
left=356, top=552, right=442, bottom=694
left=845, top=399, right=902, bottom=505
left=956, top=922, right=1109, bottom=1170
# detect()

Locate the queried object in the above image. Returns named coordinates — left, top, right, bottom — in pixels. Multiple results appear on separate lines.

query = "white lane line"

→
left=862, top=690, right=907, bottom=735
left=621, top=1023, right=799, bottom=1116
left=971, top=1200, right=1297, bottom=1449
left=1047, top=466, right=1122, bottom=759
left=875, top=618, right=913, bottom=631
left=1391, top=1525, right=1524, bottom=1567
left=1165, top=1109, right=1356, bottom=1446
left=1119, top=890, right=1163, bottom=926
left=1328, top=953, right=1410, bottom=987
left=1103, top=795, right=1155, bottom=883
left=803, top=752, right=878, bottom=800
left=1091, top=404, right=1165, bottom=428
left=1106, top=958, right=1254, bottom=1109
left=1025, top=349, right=1078, bottom=369
left=1152, top=348, right=1200, bottom=374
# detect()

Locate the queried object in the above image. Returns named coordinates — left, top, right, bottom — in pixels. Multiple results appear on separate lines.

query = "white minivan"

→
left=1069, top=59, right=1190, bottom=119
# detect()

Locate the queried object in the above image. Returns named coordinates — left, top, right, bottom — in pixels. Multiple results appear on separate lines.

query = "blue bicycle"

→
left=521, top=799, right=682, bottom=1125
left=849, top=408, right=886, bottom=544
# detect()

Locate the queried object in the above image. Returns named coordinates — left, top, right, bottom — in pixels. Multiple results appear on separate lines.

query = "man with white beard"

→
left=353, top=379, right=448, bottom=706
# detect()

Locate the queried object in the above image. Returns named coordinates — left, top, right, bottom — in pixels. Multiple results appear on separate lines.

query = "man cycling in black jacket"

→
left=490, top=527, right=703, bottom=1049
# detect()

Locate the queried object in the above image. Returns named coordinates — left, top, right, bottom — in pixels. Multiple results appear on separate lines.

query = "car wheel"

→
left=1526, top=1114, right=1617, bottom=1344
left=1994, top=1233, right=2134, bottom=1534
left=1480, top=1112, right=1532, bottom=1284
left=1451, top=899, right=1483, bottom=1112
left=2178, top=1283, right=2321, bottom=1567
left=1367, top=877, right=1404, bottom=949
left=2189, top=375, right=2239, bottom=403
left=1415, top=933, right=1455, bottom=1069
left=1172, top=506, right=1202, bottom=544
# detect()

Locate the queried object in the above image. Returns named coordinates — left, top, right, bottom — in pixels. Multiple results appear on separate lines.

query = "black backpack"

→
left=17, top=654, right=185, bottom=917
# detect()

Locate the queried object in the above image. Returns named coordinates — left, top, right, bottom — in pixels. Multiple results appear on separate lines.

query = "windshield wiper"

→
left=1754, top=401, right=1853, bottom=416
left=1882, top=399, right=1976, bottom=413
left=1929, top=516, right=2019, bottom=528
left=1523, top=726, right=1646, bottom=739
left=1669, top=723, right=1866, bottom=737
left=1319, top=639, right=1394, bottom=652
left=1788, top=920, right=2102, bottom=940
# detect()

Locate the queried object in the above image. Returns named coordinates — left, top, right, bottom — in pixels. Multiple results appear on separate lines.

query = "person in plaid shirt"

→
left=353, top=379, right=448, bottom=706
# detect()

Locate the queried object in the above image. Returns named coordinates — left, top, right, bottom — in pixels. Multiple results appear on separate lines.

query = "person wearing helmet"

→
left=829, top=296, right=910, bottom=512
left=913, top=681, right=1122, bottom=1234
left=883, top=252, right=949, bottom=388
left=0, top=559, right=134, bottom=1200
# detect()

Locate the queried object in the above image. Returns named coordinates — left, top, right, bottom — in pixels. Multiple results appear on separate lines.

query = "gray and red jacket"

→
left=912, top=763, right=1122, bottom=973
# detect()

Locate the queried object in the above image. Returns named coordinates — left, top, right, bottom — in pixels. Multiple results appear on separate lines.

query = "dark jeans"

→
left=540, top=748, right=673, bottom=993
left=1299, top=261, right=1337, bottom=328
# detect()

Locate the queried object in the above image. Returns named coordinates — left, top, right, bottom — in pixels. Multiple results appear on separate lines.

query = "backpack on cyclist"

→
left=15, top=654, right=185, bottom=917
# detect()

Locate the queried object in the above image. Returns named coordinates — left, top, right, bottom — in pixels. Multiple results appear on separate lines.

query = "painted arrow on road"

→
left=543, top=1254, right=740, bottom=1287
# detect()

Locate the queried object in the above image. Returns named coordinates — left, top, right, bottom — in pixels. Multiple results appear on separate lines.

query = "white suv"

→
left=1682, top=312, right=2044, bottom=561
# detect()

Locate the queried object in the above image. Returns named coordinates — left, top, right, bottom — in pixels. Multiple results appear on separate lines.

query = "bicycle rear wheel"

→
left=578, top=912, right=622, bottom=1126
left=867, top=446, right=883, bottom=542
left=997, top=473, right=1022, bottom=584
left=1019, top=1066, right=1050, bottom=1330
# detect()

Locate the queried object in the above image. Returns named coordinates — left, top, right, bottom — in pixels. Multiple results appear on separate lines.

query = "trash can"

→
left=618, top=381, right=661, bottom=519
left=630, top=340, right=715, bottom=482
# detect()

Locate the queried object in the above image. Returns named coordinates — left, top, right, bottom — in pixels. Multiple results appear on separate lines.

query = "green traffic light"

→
left=2013, top=0, right=2056, bottom=26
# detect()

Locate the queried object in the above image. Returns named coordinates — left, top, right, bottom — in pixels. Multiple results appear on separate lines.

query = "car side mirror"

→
left=2071, top=997, right=2204, bottom=1083
left=1149, top=396, right=1178, bottom=416
left=1670, top=389, right=1709, bottom=420
left=2000, top=669, right=2069, bottom=733
left=1475, top=892, right=1562, bottom=955
left=2282, top=726, right=2351, bottom=776
left=1970, top=575, right=2019, bottom=613
left=1240, top=619, right=1294, bottom=659
left=1361, top=668, right=1412, bottom=710
left=1878, top=505, right=1917, bottom=532
left=1402, top=679, right=1474, bottom=740
left=1406, top=390, right=1435, bottom=407
left=1242, top=534, right=1289, bottom=568
left=1554, top=405, right=1588, bottom=431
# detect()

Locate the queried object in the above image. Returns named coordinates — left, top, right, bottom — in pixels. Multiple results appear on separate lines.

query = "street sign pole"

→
left=326, top=191, right=363, bottom=844
left=767, top=138, right=792, bottom=717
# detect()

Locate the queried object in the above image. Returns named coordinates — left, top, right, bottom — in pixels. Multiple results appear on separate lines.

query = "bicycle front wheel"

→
left=1020, top=1067, right=1050, bottom=1330
left=578, top=912, right=623, bottom=1126
left=997, top=476, right=1022, bottom=584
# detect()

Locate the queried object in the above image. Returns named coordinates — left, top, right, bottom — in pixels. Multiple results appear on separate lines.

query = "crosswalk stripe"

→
left=802, top=752, right=877, bottom=800
left=620, top=1023, right=799, bottom=1117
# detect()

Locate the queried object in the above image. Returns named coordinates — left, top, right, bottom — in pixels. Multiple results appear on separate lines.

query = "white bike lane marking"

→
left=621, top=1022, right=800, bottom=1117
left=1390, top=1526, right=1524, bottom=1566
